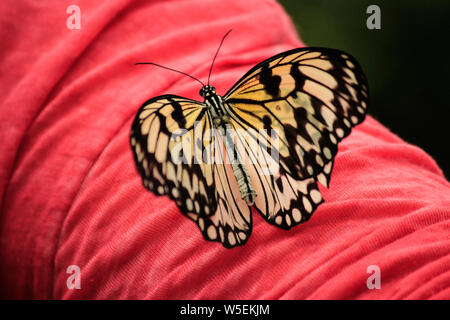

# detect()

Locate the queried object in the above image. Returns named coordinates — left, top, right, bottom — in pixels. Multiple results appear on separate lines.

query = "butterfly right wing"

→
left=222, top=47, right=368, bottom=229
left=130, top=95, right=251, bottom=248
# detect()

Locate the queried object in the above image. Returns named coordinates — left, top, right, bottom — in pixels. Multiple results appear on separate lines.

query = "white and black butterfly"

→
left=131, top=31, right=369, bottom=248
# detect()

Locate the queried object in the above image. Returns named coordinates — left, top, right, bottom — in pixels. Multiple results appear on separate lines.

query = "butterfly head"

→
left=200, top=85, right=216, bottom=98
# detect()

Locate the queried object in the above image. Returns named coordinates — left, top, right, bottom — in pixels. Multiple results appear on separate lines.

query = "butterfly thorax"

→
left=200, top=85, right=230, bottom=127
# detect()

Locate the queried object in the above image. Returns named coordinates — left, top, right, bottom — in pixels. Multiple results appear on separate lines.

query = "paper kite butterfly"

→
left=130, top=31, right=369, bottom=248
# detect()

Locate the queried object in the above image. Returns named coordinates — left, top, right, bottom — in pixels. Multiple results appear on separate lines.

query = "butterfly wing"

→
left=223, top=47, right=369, bottom=227
left=227, top=122, right=325, bottom=229
left=130, top=95, right=251, bottom=248
left=209, top=129, right=252, bottom=247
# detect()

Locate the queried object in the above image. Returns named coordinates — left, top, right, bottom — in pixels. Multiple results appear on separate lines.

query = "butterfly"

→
left=130, top=31, right=369, bottom=248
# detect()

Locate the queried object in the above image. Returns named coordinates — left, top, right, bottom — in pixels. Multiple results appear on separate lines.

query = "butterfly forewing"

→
left=225, top=47, right=368, bottom=180
left=130, top=96, right=215, bottom=215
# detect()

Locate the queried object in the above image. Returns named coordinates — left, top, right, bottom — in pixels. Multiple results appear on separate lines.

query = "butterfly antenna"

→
left=135, top=62, right=205, bottom=87
left=207, top=29, right=232, bottom=86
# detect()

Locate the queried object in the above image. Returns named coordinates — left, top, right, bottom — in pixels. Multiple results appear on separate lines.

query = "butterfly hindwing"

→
left=229, top=120, right=324, bottom=229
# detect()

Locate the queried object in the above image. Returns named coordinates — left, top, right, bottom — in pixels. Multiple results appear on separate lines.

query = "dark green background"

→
left=279, top=0, right=449, bottom=178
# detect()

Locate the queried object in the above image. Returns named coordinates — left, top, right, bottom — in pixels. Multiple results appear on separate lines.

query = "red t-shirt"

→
left=1, top=0, right=449, bottom=299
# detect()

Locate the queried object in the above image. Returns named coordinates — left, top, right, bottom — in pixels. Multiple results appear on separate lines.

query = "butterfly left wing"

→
left=223, top=47, right=369, bottom=228
left=130, top=95, right=251, bottom=248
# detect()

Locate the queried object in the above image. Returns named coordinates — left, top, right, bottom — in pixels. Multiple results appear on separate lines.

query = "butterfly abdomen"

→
left=220, top=122, right=257, bottom=205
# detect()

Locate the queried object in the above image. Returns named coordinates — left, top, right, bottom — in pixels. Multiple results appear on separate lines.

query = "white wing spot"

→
left=275, top=216, right=282, bottom=225
left=323, top=147, right=332, bottom=159
left=317, top=173, right=327, bottom=187
left=310, top=189, right=322, bottom=204
left=186, top=199, right=193, bottom=211
left=329, top=133, right=337, bottom=144
left=207, top=225, right=217, bottom=240
left=137, top=149, right=144, bottom=162
left=357, top=106, right=365, bottom=114
left=292, top=208, right=302, bottom=222
left=343, top=118, right=351, bottom=128
left=285, top=215, right=291, bottom=227
left=198, top=218, right=205, bottom=231
left=316, top=154, right=324, bottom=166
left=228, top=232, right=236, bottom=246
left=194, top=200, right=200, bottom=212
left=303, top=196, right=312, bottom=213
left=346, top=59, right=355, bottom=69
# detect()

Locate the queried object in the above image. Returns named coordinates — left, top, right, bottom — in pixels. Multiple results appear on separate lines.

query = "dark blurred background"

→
left=279, top=0, right=449, bottom=178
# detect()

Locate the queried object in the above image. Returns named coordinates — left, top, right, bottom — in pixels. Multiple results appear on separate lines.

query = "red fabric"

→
left=1, top=0, right=449, bottom=300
